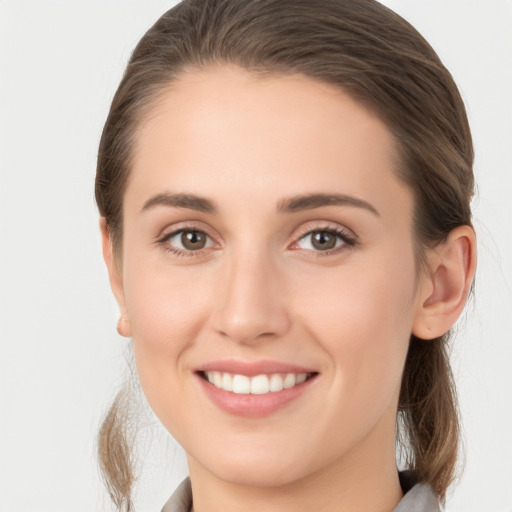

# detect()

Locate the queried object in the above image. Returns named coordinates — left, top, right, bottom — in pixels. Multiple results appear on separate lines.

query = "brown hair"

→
left=96, top=0, right=474, bottom=510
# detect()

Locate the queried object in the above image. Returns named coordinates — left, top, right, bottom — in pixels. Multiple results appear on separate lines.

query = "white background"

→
left=0, top=1, right=511, bottom=511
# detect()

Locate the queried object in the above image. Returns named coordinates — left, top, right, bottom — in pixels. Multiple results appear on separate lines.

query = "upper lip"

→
left=195, top=359, right=317, bottom=377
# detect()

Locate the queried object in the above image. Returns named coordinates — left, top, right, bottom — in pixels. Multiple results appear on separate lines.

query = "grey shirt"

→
left=161, top=471, right=441, bottom=512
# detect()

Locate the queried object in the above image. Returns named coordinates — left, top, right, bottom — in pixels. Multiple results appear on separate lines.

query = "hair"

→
left=95, top=0, right=474, bottom=510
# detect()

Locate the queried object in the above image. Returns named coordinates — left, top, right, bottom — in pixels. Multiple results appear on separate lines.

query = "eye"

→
left=294, top=227, right=356, bottom=253
left=160, top=229, right=215, bottom=255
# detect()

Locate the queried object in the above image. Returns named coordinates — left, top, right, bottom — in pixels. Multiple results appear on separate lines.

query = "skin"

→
left=103, top=65, right=476, bottom=512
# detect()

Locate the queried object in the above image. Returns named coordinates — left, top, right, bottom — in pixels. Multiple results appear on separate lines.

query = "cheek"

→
left=122, top=261, right=211, bottom=411
left=124, top=260, right=208, bottom=349
left=296, top=250, right=417, bottom=335
left=294, top=253, right=417, bottom=411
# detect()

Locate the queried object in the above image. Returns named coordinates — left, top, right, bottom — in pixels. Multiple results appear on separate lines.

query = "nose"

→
left=212, top=249, right=291, bottom=345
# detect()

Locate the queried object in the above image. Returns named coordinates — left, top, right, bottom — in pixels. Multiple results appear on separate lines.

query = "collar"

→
left=161, top=472, right=441, bottom=512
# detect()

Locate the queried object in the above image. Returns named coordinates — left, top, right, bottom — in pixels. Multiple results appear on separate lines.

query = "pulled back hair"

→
left=96, top=0, right=474, bottom=510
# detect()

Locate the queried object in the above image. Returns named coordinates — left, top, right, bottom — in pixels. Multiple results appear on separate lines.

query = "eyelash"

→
left=157, top=224, right=357, bottom=258
left=292, top=225, right=357, bottom=256
left=157, top=225, right=214, bottom=258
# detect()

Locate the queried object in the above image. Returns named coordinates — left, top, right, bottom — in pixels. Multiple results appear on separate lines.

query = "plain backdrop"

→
left=0, top=1, right=511, bottom=511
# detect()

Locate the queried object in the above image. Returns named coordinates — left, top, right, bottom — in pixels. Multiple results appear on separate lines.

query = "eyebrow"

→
left=277, top=193, right=379, bottom=216
left=142, top=192, right=217, bottom=214
left=141, top=191, right=379, bottom=216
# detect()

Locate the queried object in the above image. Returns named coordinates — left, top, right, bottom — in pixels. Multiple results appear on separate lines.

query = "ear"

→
left=100, top=218, right=132, bottom=338
left=412, top=225, right=477, bottom=340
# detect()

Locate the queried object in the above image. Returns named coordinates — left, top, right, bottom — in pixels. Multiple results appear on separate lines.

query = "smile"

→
left=201, top=371, right=313, bottom=394
left=195, top=360, right=319, bottom=417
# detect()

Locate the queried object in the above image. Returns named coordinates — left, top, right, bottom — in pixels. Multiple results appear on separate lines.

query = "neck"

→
left=187, top=414, right=403, bottom=512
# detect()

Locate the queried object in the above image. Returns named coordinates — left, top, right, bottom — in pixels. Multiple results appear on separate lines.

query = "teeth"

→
left=283, top=373, right=296, bottom=389
left=221, top=372, right=233, bottom=392
left=213, top=372, right=223, bottom=388
left=269, top=373, right=284, bottom=392
left=251, top=374, right=270, bottom=394
left=295, top=373, right=307, bottom=384
left=232, top=374, right=251, bottom=394
left=204, top=371, right=310, bottom=394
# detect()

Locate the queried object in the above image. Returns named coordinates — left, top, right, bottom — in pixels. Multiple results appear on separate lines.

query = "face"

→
left=111, top=65, right=427, bottom=488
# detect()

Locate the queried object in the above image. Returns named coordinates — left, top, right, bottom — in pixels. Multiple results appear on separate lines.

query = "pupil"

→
left=182, top=231, right=206, bottom=250
left=312, top=231, right=336, bottom=250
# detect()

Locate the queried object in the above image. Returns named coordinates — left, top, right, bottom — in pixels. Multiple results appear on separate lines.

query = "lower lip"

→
left=197, top=374, right=317, bottom=418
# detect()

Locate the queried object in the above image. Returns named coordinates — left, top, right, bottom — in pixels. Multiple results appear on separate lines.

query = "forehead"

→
left=127, top=65, right=412, bottom=223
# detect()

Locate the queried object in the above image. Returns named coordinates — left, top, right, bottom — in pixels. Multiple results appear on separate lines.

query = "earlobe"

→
left=412, top=225, right=477, bottom=340
left=117, top=316, right=132, bottom=338
left=100, top=218, right=132, bottom=338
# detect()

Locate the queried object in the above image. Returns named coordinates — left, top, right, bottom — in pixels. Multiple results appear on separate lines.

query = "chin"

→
left=190, top=445, right=321, bottom=489
left=216, top=464, right=305, bottom=489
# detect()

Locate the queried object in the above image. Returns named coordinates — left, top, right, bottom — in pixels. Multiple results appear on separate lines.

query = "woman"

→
left=95, top=1, right=477, bottom=511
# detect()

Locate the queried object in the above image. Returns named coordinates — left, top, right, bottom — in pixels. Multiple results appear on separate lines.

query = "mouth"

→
left=194, top=361, right=319, bottom=418
left=198, top=370, right=317, bottom=395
